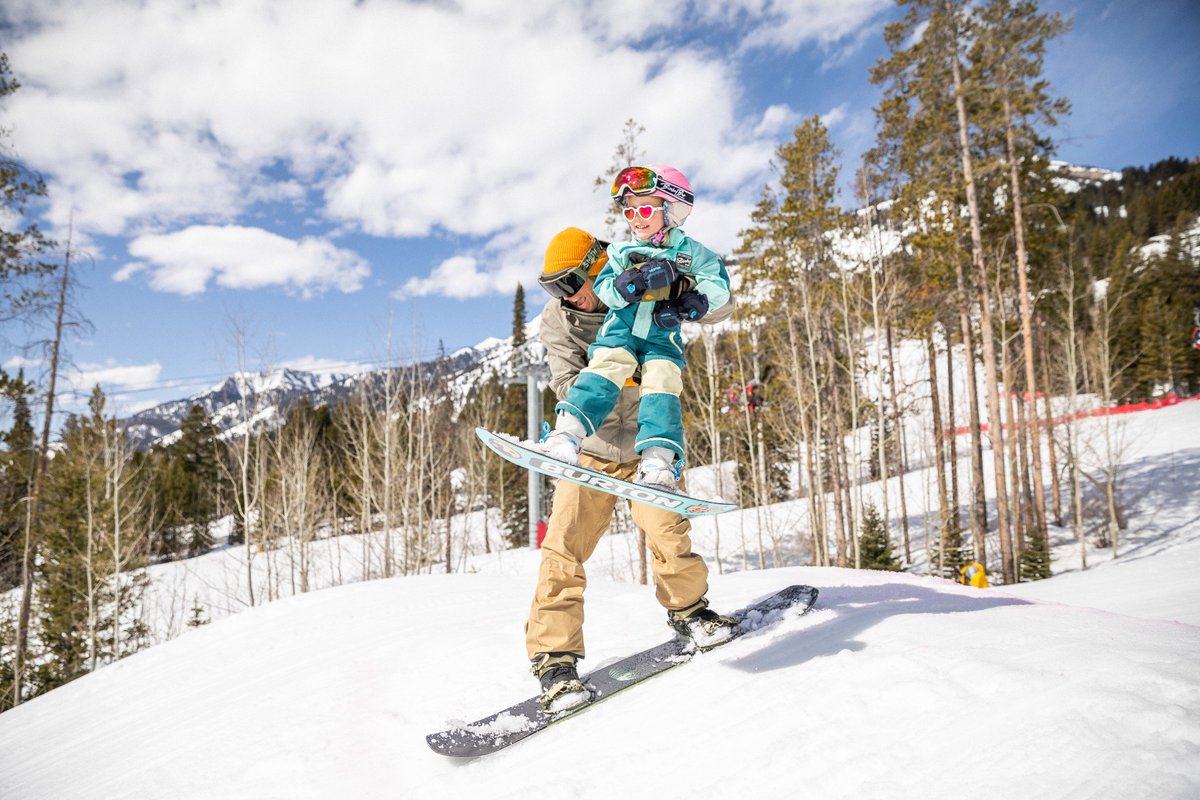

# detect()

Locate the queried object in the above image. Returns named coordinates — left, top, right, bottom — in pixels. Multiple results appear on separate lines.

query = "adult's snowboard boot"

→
left=667, top=597, right=738, bottom=650
left=531, top=652, right=592, bottom=713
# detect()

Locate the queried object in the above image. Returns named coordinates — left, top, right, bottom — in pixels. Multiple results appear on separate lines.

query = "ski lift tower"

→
left=504, top=344, right=551, bottom=549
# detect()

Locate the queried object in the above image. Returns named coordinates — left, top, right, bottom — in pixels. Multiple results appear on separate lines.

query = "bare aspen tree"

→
left=1084, top=255, right=1134, bottom=556
left=926, top=334, right=953, bottom=576
left=272, top=402, right=325, bottom=594
left=217, top=322, right=271, bottom=606
left=681, top=326, right=727, bottom=573
left=1051, top=224, right=1088, bottom=569
left=94, top=390, right=150, bottom=664
left=1039, top=335, right=1064, bottom=526
left=885, top=325, right=912, bottom=561
left=834, top=234, right=865, bottom=567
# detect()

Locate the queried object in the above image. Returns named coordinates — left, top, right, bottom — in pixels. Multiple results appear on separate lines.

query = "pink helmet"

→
left=611, top=164, right=694, bottom=230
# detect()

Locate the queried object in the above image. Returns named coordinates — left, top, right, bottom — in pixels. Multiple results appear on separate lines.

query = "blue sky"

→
left=2, top=0, right=1197, bottom=418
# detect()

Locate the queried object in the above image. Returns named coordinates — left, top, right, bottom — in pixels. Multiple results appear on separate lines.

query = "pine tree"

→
left=501, top=287, right=531, bottom=548
left=857, top=503, right=902, bottom=572
left=736, top=116, right=847, bottom=566
left=0, top=54, right=57, bottom=335
left=1019, top=523, right=1052, bottom=580
left=150, top=404, right=222, bottom=558
left=173, top=404, right=222, bottom=556
left=0, top=374, right=35, bottom=590
left=35, top=412, right=98, bottom=693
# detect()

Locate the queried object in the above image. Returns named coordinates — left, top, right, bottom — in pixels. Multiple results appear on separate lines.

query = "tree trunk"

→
left=949, top=14, right=1015, bottom=582
left=1039, top=332, right=1064, bottom=527
left=927, top=334, right=952, bottom=577
left=945, top=332, right=963, bottom=531
left=1001, top=70, right=1050, bottom=541
left=886, top=324, right=911, bottom=562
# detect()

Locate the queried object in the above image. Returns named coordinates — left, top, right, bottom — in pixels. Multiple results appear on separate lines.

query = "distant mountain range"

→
left=120, top=317, right=546, bottom=450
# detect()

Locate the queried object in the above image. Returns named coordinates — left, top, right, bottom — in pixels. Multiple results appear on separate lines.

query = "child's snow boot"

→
left=634, top=446, right=681, bottom=491
left=530, top=652, right=591, bottom=713
left=538, top=412, right=585, bottom=466
left=667, top=597, right=738, bottom=650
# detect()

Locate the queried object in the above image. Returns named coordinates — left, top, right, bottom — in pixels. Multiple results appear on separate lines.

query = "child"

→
left=540, top=164, right=731, bottom=490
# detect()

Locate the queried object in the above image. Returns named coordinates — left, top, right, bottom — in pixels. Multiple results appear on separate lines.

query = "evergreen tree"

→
left=857, top=503, right=902, bottom=572
left=151, top=405, right=222, bottom=558
left=501, top=285, right=532, bottom=547
left=1019, top=524, right=1052, bottom=581
left=35, top=412, right=98, bottom=693
left=736, top=116, right=849, bottom=565
left=175, top=404, right=222, bottom=556
left=0, top=53, right=57, bottom=341
left=33, top=387, right=149, bottom=695
left=512, top=284, right=527, bottom=350
left=0, top=373, right=35, bottom=590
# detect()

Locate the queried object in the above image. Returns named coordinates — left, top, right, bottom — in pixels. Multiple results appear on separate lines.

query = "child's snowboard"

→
left=474, top=427, right=736, bottom=517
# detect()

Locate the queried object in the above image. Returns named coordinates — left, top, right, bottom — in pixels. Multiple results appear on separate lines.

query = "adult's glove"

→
left=652, top=290, right=710, bottom=328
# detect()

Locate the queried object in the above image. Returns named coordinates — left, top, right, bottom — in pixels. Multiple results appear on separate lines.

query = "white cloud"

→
left=732, top=0, right=894, bottom=50
left=3, top=355, right=44, bottom=372
left=821, top=103, right=850, bottom=128
left=754, top=104, right=802, bottom=138
left=4, top=0, right=889, bottom=300
left=398, top=255, right=499, bottom=300
left=66, top=360, right=163, bottom=392
left=124, top=225, right=370, bottom=297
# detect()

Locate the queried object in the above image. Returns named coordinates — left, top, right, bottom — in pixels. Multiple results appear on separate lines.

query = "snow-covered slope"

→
left=1, top=549, right=1198, bottom=798
left=5, top=332, right=1198, bottom=798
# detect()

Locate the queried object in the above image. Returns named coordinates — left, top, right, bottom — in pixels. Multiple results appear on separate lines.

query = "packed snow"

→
left=1, top=403, right=1198, bottom=798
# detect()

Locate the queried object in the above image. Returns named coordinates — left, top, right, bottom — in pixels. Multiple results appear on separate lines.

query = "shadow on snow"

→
left=726, top=582, right=1030, bottom=674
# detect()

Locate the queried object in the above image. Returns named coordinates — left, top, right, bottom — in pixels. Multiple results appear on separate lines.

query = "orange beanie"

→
left=543, top=227, right=608, bottom=278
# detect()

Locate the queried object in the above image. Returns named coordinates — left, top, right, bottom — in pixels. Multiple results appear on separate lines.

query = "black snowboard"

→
left=426, top=584, right=819, bottom=758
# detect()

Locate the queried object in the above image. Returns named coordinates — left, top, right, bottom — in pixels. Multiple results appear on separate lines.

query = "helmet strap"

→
left=650, top=201, right=672, bottom=246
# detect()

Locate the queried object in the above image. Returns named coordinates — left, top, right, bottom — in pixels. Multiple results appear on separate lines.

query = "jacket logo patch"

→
left=675, top=253, right=692, bottom=270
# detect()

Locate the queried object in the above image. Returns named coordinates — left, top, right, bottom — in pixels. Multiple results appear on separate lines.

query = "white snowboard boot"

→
left=634, top=446, right=680, bottom=491
left=539, top=412, right=585, bottom=466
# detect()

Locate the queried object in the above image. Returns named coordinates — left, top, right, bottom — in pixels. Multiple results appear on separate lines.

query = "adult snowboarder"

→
left=527, top=226, right=736, bottom=711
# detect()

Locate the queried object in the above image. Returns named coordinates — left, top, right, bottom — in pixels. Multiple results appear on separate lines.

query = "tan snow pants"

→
left=525, top=453, right=709, bottom=660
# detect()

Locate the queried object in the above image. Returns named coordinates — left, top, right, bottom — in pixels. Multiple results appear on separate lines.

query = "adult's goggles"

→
left=611, top=166, right=695, bottom=205
left=538, top=238, right=606, bottom=299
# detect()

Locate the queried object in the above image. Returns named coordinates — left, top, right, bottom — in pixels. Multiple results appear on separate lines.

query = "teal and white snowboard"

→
left=475, top=427, right=736, bottom=517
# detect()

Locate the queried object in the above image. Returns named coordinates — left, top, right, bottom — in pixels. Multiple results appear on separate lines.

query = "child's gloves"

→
left=639, top=258, right=678, bottom=290
left=616, top=268, right=650, bottom=303
left=616, top=259, right=680, bottom=304
left=652, top=291, right=710, bottom=328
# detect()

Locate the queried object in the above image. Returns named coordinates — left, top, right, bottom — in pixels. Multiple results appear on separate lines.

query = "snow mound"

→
left=1, top=566, right=1197, bottom=799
